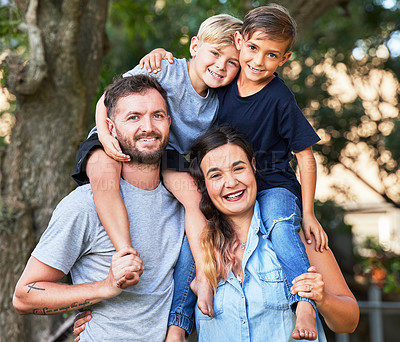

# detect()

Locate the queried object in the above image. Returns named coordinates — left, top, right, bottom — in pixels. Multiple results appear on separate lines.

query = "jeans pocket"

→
left=258, top=269, right=290, bottom=310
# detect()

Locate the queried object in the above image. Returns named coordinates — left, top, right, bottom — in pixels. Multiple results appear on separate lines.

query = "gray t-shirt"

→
left=32, top=179, right=185, bottom=342
left=124, top=58, right=219, bottom=154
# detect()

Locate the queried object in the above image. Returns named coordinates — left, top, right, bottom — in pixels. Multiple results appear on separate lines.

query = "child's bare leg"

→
left=292, top=301, right=317, bottom=340
left=87, top=149, right=137, bottom=287
left=165, top=325, right=187, bottom=342
left=162, top=169, right=214, bottom=316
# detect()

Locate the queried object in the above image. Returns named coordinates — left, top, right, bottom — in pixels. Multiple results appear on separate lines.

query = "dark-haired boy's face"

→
left=235, top=31, right=291, bottom=87
left=107, top=89, right=170, bottom=164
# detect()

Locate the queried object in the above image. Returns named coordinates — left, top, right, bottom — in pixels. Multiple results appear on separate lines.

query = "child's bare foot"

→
left=190, top=277, right=214, bottom=317
left=292, top=301, right=317, bottom=340
left=165, top=325, right=187, bottom=342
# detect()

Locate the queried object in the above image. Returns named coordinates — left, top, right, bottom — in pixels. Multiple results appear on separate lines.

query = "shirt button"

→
left=242, top=320, right=246, bottom=325
left=275, top=275, right=279, bottom=279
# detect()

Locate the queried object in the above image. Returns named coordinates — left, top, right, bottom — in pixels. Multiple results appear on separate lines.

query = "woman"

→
left=74, top=126, right=359, bottom=341
left=188, top=125, right=358, bottom=341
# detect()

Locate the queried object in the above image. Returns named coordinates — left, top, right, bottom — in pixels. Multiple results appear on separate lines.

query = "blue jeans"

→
left=257, top=187, right=315, bottom=311
left=168, top=235, right=196, bottom=335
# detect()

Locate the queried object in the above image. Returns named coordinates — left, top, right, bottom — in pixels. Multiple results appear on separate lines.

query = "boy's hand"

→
left=139, top=48, right=174, bottom=74
left=100, top=134, right=130, bottom=162
left=302, top=213, right=329, bottom=252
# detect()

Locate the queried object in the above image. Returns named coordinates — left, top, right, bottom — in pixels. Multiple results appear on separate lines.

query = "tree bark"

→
left=1, top=1, right=108, bottom=341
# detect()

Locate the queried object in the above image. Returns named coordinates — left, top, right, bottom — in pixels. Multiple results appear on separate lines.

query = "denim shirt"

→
left=195, top=201, right=327, bottom=342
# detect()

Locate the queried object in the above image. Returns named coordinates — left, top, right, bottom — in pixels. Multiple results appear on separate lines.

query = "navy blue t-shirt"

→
left=217, top=73, right=320, bottom=200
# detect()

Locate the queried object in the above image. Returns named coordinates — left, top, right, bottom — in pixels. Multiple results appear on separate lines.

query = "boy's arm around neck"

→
left=95, top=93, right=130, bottom=162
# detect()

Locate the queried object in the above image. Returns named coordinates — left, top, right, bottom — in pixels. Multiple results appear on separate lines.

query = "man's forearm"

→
left=13, top=255, right=130, bottom=315
left=14, top=279, right=113, bottom=315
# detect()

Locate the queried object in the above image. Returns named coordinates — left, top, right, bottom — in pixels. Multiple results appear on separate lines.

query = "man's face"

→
left=108, top=89, right=170, bottom=164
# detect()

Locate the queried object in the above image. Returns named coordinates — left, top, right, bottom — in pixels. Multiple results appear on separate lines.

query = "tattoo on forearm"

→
left=32, top=299, right=92, bottom=315
left=27, top=282, right=45, bottom=293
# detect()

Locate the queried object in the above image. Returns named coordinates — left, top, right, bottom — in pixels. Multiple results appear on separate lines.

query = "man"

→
left=13, top=75, right=186, bottom=342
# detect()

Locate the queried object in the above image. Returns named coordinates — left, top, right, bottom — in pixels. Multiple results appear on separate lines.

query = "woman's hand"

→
left=139, top=48, right=174, bottom=74
left=291, top=266, right=325, bottom=307
left=73, top=310, right=92, bottom=342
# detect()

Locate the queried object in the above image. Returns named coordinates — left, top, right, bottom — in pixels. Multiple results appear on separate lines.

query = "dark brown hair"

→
left=189, top=125, right=255, bottom=290
left=104, top=74, right=168, bottom=119
left=242, top=3, right=297, bottom=51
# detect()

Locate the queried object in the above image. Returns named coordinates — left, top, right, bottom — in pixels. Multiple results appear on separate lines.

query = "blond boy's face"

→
left=189, top=37, right=240, bottom=90
left=235, top=31, right=292, bottom=86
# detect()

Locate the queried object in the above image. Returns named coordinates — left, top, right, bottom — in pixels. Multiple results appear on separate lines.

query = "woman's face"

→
left=200, top=143, right=257, bottom=218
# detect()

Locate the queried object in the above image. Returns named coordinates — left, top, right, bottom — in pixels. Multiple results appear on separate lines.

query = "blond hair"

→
left=197, top=14, right=242, bottom=47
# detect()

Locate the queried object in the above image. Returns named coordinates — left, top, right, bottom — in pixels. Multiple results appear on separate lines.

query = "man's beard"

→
left=117, top=130, right=169, bottom=165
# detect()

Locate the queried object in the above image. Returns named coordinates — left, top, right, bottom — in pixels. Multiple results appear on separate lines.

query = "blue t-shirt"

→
left=217, top=73, right=320, bottom=200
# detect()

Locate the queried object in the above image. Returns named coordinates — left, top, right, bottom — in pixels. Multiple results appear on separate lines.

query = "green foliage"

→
left=356, top=236, right=400, bottom=294
left=0, top=2, right=27, bottom=54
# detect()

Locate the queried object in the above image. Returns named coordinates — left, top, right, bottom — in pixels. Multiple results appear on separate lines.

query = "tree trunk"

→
left=0, top=1, right=108, bottom=341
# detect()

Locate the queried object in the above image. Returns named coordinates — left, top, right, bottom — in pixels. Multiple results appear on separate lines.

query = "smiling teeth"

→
left=209, top=69, right=223, bottom=79
left=249, top=65, right=261, bottom=72
left=225, top=190, right=244, bottom=199
left=139, top=138, right=156, bottom=142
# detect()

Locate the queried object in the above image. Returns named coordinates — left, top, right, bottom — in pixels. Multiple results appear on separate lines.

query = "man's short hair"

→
left=104, top=74, right=168, bottom=119
left=242, top=4, right=297, bottom=52
left=197, top=14, right=243, bottom=47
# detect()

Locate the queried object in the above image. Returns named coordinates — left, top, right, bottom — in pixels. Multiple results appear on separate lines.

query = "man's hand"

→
left=302, top=213, right=329, bottom=252
left=106, top=246, right=144, bottom=295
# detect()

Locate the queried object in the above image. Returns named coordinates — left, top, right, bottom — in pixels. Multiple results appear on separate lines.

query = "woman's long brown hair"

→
left=189, top=125, right=255, bottom=291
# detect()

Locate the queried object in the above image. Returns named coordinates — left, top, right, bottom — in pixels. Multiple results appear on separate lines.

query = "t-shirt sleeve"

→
left=31, top=190, right=95, bottom=274
left=278, top=95, right=320, bottom=153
